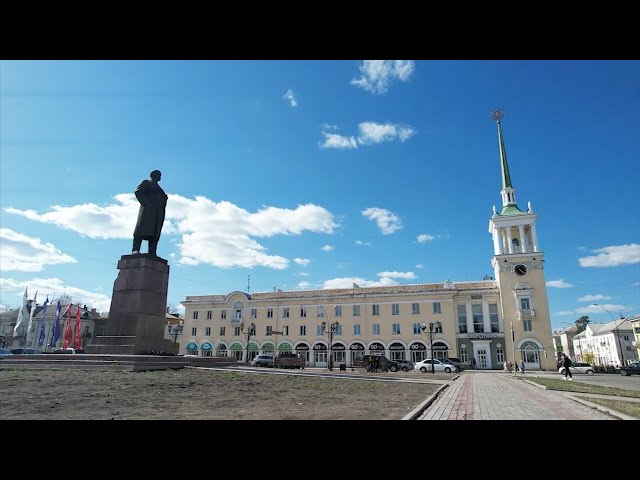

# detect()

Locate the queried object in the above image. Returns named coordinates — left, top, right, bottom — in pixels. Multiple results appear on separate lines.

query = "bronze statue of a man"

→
left=132, top=170, right=168, bottom=257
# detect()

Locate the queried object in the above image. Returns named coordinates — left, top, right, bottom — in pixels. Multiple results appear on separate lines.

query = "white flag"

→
left=13, top=286, right=29, bottom=336
left=26, top=290, right=38, bottom=343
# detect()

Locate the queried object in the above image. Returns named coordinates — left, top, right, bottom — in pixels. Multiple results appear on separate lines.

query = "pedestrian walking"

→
left=562, top=354, right=573, bottom=380
left=519, top=360, right=525, bottom=374
left=471, top=358, right=477, bottom=370
left=503, top=360, right=508, bottom=371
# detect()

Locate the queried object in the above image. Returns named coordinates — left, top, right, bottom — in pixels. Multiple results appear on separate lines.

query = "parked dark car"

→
left=274, top=352, right=305, bottom=369
left=0, top=348, right=13, bottom=357
left=441, top=357, right=465, bottom=370
left=394, top=359, right=414, bottom=371
left=362, top=355, right=399, bottom=372
left=10, top=348, right=43, bottom=354
left=617, top=362, right=640, bottom=376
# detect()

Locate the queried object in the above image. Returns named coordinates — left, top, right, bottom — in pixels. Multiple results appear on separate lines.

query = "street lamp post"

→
left=241, top=321, right=256, bottom=364
left=321, top=315, right=339, bottom=371
left=593, top=303, right=626, bottom=367
left=420, top=321, right=440, bottom=374
left=167, top=321, right=184, bottom=352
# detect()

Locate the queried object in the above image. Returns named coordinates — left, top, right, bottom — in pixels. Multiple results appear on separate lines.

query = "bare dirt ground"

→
left=0, top=367, right=442, bottom=420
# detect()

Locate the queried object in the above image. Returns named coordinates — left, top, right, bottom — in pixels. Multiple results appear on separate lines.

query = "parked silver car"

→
left=394, top=359, right=414, bottom=372
left=251, top=354, right=274, bottom=367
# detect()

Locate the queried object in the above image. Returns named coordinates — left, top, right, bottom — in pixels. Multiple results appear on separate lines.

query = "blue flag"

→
left=50, top=300, right=62, bottom=347
left=38, top=297, right=49, bottom=346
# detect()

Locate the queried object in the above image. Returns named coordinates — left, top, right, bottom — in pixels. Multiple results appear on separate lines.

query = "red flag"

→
left=63, top=303, right=73, bottom=349
left=73, top=303, right=82, bottom=349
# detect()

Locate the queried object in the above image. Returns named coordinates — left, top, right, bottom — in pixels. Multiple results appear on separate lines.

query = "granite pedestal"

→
left=85, top=254, right=174, bottom=355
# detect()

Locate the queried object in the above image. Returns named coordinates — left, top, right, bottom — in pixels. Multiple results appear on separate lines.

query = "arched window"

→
left=521, top=342, right=539, bottom=363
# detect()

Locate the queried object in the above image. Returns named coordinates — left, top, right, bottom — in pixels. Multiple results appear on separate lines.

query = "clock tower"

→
left=488, top=110, right=553, bottom=370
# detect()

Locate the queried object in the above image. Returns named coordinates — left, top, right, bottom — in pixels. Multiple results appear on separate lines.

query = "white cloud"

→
left=578, top=294, right=612, bottom=302
left=355, top=240, right=371, bottom=246
left=417, top=234, right=435, bottom=243
left=415, top=264, right=424, bottom=269
left=5, top=194, right=138, bottom=239
left=397, top=126, right=417, bottom=142
left=377, top=271, right=416, bottom=280
left=357, top=122, right=416, bottom=145
left=294, top=258, right=311, bottom=267
left=319, top=126, right=358, bottom=150
left=357, top=122, right=395, bottom=144
left=633, top=282, right=640, bottom=286
left=321, top=276, right=399, bottom=289
left=350, top=60, right=415, bottom=95
left=5, top=196, right=338, bottom=270
left=0, top=277, right=111, bottom=312
left=0, top=228, right=77, bottom=272
left=578, top=244, right=640, bottom=267
left=320, top=121, right=415, bottom=150
left=555, top=311, right=575, bottom=316
left=362, top=207, right=402, bottom=235
left=320, top=245, right=334, bottom=252
left=296, top=272, right=309, bottom=277
left=296, top=281, right=311, bottom=289
left=546, top=279, right=574, bottom=288
left=575, top=303, right=625, bottom=315
left=282, top=88, right=297, bottom=108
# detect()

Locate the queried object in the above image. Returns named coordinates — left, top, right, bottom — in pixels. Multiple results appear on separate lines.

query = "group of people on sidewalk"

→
left=503, top=360, right=526, bottom=373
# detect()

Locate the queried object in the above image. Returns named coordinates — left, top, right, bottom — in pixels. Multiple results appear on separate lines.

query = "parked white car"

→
left=415, top=358, right=459, bottom=373
left=558, top=362, right=595, bottom=376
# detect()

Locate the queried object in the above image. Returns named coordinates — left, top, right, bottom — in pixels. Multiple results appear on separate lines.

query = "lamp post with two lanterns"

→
left=240, top=321, right=256, bottom=364
left=320, top=305, right=339, bottom=371
left=167, top=320, right=184, bottom=352
left=592, top=303, right=626, bottom=367
left=420, top=321, right=441, bottom=374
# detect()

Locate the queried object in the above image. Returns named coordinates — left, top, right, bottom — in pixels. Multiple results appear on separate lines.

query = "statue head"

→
left=150, top=170, right=162, bottom=181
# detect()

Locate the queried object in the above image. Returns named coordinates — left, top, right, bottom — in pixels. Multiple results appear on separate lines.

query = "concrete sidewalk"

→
left=418, top=372, right=620, bottom=420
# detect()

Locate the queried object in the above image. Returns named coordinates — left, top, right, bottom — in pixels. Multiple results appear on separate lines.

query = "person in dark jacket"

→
left=132, top=170, right=168, bottom=257
left=562, top=354, right=573, bottom=380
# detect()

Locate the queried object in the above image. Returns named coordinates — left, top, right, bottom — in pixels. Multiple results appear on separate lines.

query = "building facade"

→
left=553, top=325, right=579, bottom=362
left=631, top=315, right=640, bottom=361
left=571, top=320, right=638, bottom=367
left=181, top=113, right=555, bottom=370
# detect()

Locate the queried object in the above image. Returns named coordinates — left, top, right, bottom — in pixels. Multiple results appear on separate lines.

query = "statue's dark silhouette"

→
left=132, top=170, right=168, bottom=257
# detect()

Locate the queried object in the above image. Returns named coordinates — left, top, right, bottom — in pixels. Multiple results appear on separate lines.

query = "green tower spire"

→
left=497, top=119, right=513, bottom=191
left=491, top=109, right=522, bottom=215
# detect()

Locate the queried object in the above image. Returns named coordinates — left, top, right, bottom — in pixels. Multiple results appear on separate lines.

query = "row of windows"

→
left=190, top=322, right=449, bottom=337
left=192, top=302, right=445, bottom=320
left=457, top=304, right=501, bottom=333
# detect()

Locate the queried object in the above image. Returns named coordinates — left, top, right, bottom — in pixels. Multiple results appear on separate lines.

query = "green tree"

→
left=582, top=351, right=595, bottom=365
left=575, top=315, right=590, bottom=333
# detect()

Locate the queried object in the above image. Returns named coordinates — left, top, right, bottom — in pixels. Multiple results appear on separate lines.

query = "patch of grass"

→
left=581, top=397, right=640, bottom=419
left=523, top=377, right=640, bottom=398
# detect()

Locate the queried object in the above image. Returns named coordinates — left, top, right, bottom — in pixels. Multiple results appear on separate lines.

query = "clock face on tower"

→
left=514, top=264, right=527, bottom=276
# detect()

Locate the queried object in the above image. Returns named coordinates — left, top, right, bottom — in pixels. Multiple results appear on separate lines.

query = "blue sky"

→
left=1, top=60, right=638, bottom=330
